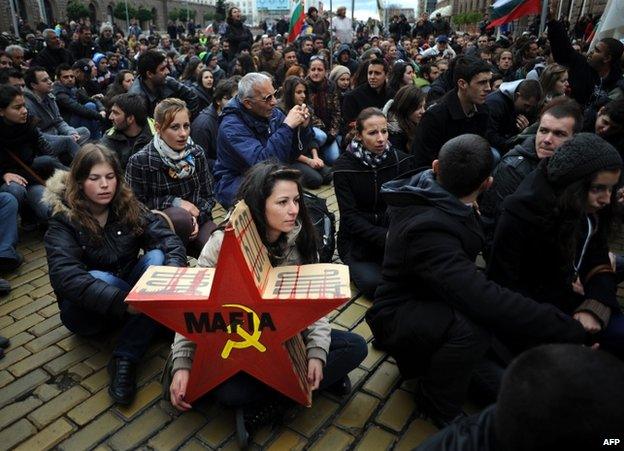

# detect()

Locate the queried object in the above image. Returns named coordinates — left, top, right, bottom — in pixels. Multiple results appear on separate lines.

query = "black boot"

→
left=325, top=375, right=352, bottom=396
left=108, top=357, right=137, bottom=405
left=235, top=398, right=294, bottom=449
left=414, top=380, right=467, bottom=429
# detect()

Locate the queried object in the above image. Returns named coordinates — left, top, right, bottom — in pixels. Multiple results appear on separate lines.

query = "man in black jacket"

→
left=32, top=29, right=72, bottom=79
left=367, top=134, right=586, bottom=428
left=412, top=56, right=492, bottom=169
left=68, top=25, right=100, bottom=61
left=480, top=98, right=582, bottom=243
left=100, top=93, right=154, bottom=168
left=342, top=58, right=392, bottom=128
left=485, top=79, right=542, bottom=154
left=128, top=50, right=199, bottom=119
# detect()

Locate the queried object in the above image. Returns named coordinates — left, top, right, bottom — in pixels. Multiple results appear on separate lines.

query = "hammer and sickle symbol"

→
left=220, top=304, right=267, bottom=359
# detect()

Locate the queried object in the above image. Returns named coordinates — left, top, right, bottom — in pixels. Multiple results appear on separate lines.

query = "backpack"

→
left=303, top=191, right=336, bottom=263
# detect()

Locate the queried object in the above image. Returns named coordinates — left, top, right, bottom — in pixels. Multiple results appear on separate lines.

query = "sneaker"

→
left=108, top=357, right=137, bottom=405
left=325, top=375, right=352, bottom=396
left=0, top=253, right=23, bottom=273
left=0, top=335, right=9, bottom=349
left=0, top=278, right=10, bottom=296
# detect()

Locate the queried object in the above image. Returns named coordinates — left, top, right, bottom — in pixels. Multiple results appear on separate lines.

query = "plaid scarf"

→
left=347, top=139, right=391, bottom=169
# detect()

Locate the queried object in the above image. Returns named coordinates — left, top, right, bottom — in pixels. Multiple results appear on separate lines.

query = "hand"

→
left=189, top=216, right=199, bottom=240
left=301, top=104, right=311, bottom=127
left=2, top=172, right=28, bottom=186
left=307, top=358, right=323, bottom=391
left=99, top=110, right=107, bottom=118
left=573, top=311, right=602, bottom=334
left=170, top=369, right=193, bottom=411
left=571, top=277, right=585, bottom=296
left=92, top=94, right=104, bottom=100
left=515, top=114, right=529, bottom=131
left=617, top=187, right=624, bottom=204
left=308, top=157, right=324, bottom=169
left=179, top=199, right=200, bottom=217
left=71, top=133, right=80, bottom=142
left=284, top=104, right=307, bottom=129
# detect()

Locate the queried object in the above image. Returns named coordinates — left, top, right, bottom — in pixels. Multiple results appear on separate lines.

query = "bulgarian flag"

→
left=288, top=0, right=306, bottom=42
left=487, top=0, right=541, bottom=29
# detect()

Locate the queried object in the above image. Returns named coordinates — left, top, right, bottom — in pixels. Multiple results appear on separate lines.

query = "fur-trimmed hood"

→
left=42, top=170, right=70, bottom=216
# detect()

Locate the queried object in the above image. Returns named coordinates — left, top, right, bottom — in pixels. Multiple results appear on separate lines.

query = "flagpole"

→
left=538, top=0, right=548, bottom=34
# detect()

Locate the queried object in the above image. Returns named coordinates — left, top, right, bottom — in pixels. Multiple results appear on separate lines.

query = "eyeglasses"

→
left=251, top=89, right=279, bottom=103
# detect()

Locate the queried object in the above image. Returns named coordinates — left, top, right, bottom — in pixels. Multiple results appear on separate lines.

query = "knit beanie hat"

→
left=546, top=133, right=622, bottom=187
left=329, top=65, right=350, bottom=83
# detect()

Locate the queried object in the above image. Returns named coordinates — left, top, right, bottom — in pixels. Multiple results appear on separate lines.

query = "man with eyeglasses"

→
left=214, top=72, right=313, bottom=208
left=32, top=29, right=72, bottom=80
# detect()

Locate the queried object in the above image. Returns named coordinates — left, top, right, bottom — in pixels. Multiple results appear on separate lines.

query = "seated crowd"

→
left=1, top=6, right=624, bottom=449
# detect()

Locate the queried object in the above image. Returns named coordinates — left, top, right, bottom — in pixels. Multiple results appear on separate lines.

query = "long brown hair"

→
left=65, top=144, right=146, bottom=241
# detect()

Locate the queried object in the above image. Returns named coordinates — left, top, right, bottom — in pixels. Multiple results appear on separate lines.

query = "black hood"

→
left=381, top=169, right=475, bottom=219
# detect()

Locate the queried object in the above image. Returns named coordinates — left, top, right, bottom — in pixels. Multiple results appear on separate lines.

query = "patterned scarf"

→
left=153, top=134, right=196, bottom=179
left=348, top=139, right=391, bottom=169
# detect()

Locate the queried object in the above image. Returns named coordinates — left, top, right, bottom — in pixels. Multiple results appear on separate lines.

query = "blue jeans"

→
left=44, top=127, right=90, bottom=165
left=0, top=182, right=49, bottom=223
left=59, top=249, right=166, bottom=362
left=212, top=329, right=368, bottom=407
left=69, top=102, right=102, bottom=140
left=313, top=127, right=340, bottom=166
left=0, top=192, right=19, bottom=262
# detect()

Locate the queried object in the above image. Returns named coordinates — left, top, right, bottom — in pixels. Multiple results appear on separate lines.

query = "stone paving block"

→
left=43, top=344, right=98, bottom=375
left=196, top=410, right=235, bottom=448
left=362, top=361, right=400, bottom=399
left=84, top=350, right=111, bottom=371
left=0, top=368, right=49, bottom=408
left=14, top=417, right=74, bottom=451
left=82, top=367, right=108, bottom=393
left=38, top=302, right=60, bottom=318
left=24, top=325, right=72, bottom=353
left=8, top=345, right=64, bottom=377
left=67, top=387, right=114, bottom=426
left=7, top=268, right=46, bottom=288
left=335, top=391, right=379, bottom=431
left=10, top=295, right=55, bottom=320
left=148, top=411, right=208, bottom=450
left=348, top=367, right=369, bottom=389
left=0, top=396, right=42, bottom=430
left=59, top=412, right=124, bottom=451
left=28, top=312, right=62, bottom=336
left=355, top=425, right=396, bottom=450
left=0, top=418, right=37, bottom=450
left=1, top=283, right=36, bottom=301
left=0, top=346, right=30, bottom=371
left=354, top=295, right=372, bottom=309
left=351, top=319, right=373, bottom=342
left=308, top=426, right=354, bottom=451
left=57, top=334, right=86, bottom=352
left=108, top=406, right=171, bottom=451
left=136, top=355, right=166, bottom=385
left=67, top=362, right=94, bottom=379
left=376, top=389, right=416, bottom=432
left=266, top=429, right=306, bottom=451
left=0, top=314, right=13, bottom=328
left=179, top=438, right=211, bottom=451
left=28, top=385, right=90, bottom=428
left=31, top=273, right=52, bottom=288
left=333, top=302, right=367, bottom=329
left=30, top=283, right=54, bottom=299
left=0, top=295, right=32, bottom=316
left=115, top=381, right=162, bottom=420
left=34, top=383, right=62, bottom=402
left=4, top=331, right=34, bottom=349
left=394, top=419, right=439, bottom=450
left=359, top=341, right=386, bottom=371
left=0, top=369, right=14, bottom=388
left=2, top=313, right=44, bottom=338
left=289, top=396, right=340, bottom=438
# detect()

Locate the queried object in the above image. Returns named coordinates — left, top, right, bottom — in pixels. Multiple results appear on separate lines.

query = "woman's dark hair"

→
left=237, top=54, right=256, bottom=76
left=212, top=77, right=238, bottom=109
left=280, top=76, right=306, bottom=111
left=196, top=67, right=214, bottom=90
left=180, top=56, right=202, bottom=81
left=236, top=162, right=319, bottom=264
left=387, top=61, right=412, bottom=96
left=64, top=144, right=146, bottom=242
left=388, top=85, right=425, bottom=141
left=105, top=70, right=134, bottom=107
left=0, top=84, right=22, bottom=109
left=226, top=6, right=240, bottom=25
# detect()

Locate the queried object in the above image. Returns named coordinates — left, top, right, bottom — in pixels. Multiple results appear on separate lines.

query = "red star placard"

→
left=126, top=201, right=351, bottom=406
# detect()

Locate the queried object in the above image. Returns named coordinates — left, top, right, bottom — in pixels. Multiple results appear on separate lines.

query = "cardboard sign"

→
left=126, top=201, right=350, bottom=406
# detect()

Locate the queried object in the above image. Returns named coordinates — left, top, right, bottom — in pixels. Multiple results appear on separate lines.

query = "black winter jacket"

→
left=32, top=47, right=73, bottom=78
left=480, top=137, right=539, bottom=235
left=484, top=80, right=524, bottom=154
left=224, top=21, right=253, bottom=54
left=367, top=170, right=586, bottom=375
left=342, top=82, right=392, bottom=128
left=488, top=166, right=620, bottom=329
left=190, top=104, right=219, bottom=162
left=52, top=82, right=104, bottom=122
left=99, top=120, right=155, bottom=168
left=333, top=147, right=414, bottom=264
left=128, top=76, right=199, bottom=119
left=43, top=171, right=187, bottom=318
left=412, top=89, right=490, bottom=169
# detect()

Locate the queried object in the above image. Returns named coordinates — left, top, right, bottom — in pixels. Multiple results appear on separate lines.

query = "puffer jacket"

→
left=171, top=225, right=331, bottom=373
left=213, top=97, right=311, bottom=208
left=43, top=170, right=187, bottom=318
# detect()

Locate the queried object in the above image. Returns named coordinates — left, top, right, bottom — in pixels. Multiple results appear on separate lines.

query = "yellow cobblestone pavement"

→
left=1, top=184, right=461, bottom=450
